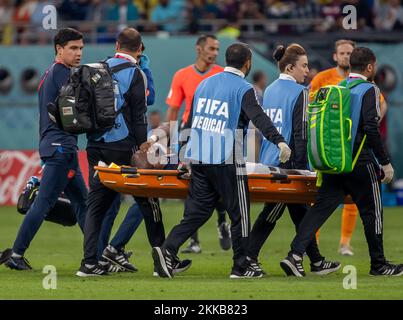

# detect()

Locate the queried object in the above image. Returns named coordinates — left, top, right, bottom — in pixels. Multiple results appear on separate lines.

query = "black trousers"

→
left=83, top=147, right=165, bottom=264
left=164, top=163, right=250, bottom=268
left=247, top=203, right=323, bottom=263
left=190, top=200, right=226, bottom=242
left=291, top=162, right=386, bottom=266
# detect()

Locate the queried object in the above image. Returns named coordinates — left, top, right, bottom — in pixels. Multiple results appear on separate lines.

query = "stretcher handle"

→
left=95, top=166, right=180, bottom=176
left=247, top=173, right=288, bottom=180
left=247, top=173, right=316, bottom=181
left=271, top=173, right=288, bottom=180
left=95, top=166, right=317, bottom=181
left=121, top=167, right=138, bottom=174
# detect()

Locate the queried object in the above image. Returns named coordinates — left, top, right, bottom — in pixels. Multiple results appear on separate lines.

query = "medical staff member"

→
left=281, top=47, right=401, bottom=277
left=246, top=44, right=340, bottom=276
left=152, top=43, right=291, bottom=279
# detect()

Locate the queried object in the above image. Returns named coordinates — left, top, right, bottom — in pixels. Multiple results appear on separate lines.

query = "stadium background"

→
left=1, top=1, right=403, bottom=202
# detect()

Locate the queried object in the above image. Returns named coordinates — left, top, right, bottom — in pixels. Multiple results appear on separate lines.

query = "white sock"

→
left=313, top=260, right=323, bottom=267
left=11, top=252, right=22, bottom=259
left=108, top=245, right=117, bottom=253
left=292, top=254, right=302, bottom=261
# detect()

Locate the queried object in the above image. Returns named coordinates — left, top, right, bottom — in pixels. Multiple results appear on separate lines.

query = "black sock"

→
left=190, top=232, right=199, bottom=243
left=217, top=211, right=226, bottom=225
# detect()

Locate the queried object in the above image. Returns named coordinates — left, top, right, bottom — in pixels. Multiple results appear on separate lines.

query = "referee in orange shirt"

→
left=166, top=34, right=231, bottom=254
left=310, top=39, right=387, bottom=256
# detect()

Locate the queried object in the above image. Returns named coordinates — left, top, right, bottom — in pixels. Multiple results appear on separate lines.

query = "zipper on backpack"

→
left=319, top=87, right=332, bottom=169
left=336, top=87, right=345, bottom=172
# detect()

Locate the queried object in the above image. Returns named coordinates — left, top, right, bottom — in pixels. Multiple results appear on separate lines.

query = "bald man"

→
left=77, top=28, right=166, bottom=277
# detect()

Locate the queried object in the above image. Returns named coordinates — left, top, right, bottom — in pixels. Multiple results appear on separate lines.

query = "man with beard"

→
left=166, top=34, right=231, bottom=254
left=280, top=47, right=402, bottom=277
left=153, top=43, right=291, bottom=278
left=76, top=28, right=168, bottom=277
left=310, top=40, right=387, bottom=257
left=309, top=40, right=355, bottom=101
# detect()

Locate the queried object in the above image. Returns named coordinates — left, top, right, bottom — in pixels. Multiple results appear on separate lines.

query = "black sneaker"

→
left=230, top=264, right=263, bottom=279
left=280, top=253, right=306, bottom=277
left=180, top=239, right=202, bottom=254
left=0, top=248, right=12, bottom=265
left=152, top=247, right=174, bottom=278
left=99, top=258, right=123, bottom=273
left=247, top=257, right=266, bottom=275
left=153, top=258, right=192, bottom=277
left=102, top=246, right=138, bottom=272
left=218, top=222, right=231, bottom=251
left=4, top=255, right=32, bottom=270
left=76, top=263, right=109, bottom=277
left=173, top=259, right=192, bottom=275
left=310, top=259, right=341, bottom=275
left=370, top=262, right=403, bottom=276
left=122, top=249, right=133, bottom=260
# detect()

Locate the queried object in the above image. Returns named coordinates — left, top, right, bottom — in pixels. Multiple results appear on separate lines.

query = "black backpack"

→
left=17, top=178, right=77, bottom=227
left=49, top=61, right=136, bottom=135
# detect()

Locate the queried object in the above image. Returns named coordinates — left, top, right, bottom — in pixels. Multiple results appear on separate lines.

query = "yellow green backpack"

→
left=307, top=79, right=367, bottom=184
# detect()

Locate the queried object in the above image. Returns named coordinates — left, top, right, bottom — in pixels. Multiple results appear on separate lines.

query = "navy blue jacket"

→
left=38, top=62, right=78, bottom=158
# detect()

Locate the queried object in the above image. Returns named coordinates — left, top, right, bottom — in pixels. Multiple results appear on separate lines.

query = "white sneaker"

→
left=338, top=244, right=354, bottom=256
left=180, top=240, right=202, bottom=254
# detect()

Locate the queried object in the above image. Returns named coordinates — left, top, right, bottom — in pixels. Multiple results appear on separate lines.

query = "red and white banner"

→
left=0, top=150, right=89, bottom=206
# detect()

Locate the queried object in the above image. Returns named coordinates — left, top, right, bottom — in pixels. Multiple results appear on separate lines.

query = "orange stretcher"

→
left=95, top=165, right=328, bottom=204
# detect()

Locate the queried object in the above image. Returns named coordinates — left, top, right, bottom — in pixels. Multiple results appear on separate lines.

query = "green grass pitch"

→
left=0, top=202, right=402, bottom=299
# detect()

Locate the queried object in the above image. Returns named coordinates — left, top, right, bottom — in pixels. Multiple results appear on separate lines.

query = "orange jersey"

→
left=166, top=64, right=224, bottom=124
left=309, top=67, right=385, bottom=104
left=309, top=68, right=343, bottom=101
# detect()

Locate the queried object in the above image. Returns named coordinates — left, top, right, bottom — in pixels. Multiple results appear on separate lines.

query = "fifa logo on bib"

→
left=266, top=108, right=283, bottom=134
left=191, top=98, right=229, bottom=134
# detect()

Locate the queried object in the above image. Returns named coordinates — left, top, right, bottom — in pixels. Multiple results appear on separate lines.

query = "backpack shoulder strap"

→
left=339, top=78, right=347, bottom=87
left=352, top=136, right=367, bottom=169
left=117, top=66, right=140, bottom=115
left=338, top=78, right=369, bottom=88
left=110, top=62, right=136, bottom=74
left=345, top=78, right=371, bottom=169
left=345, top=78, right=369, bottom=89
